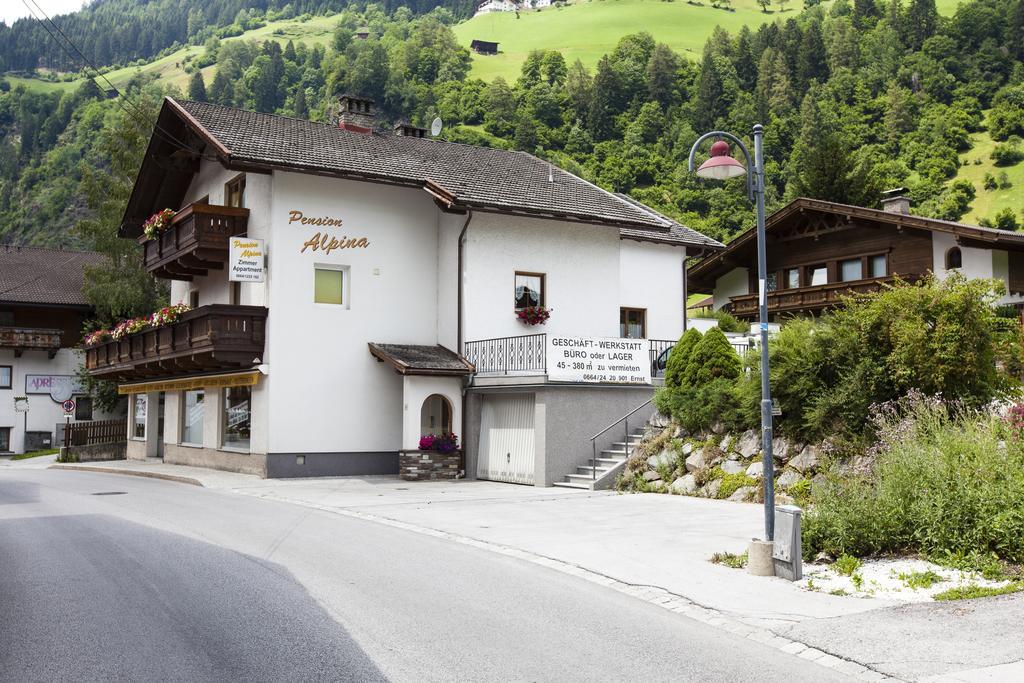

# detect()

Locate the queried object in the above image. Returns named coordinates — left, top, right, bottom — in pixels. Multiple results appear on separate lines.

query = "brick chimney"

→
left=880, top=187, right=911, bottom=214
left=393, top=121, right=428, bottom=138
left=337, top=94, right=376, bottom=134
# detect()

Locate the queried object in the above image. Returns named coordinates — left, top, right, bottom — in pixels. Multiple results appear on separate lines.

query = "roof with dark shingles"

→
left=368, top=343, right=475, bottom=375
left=0, top=246, right=101, bottom=307
left=614, top=194, right=725, bottom=251
left=172, top=99, right=676, bottom=231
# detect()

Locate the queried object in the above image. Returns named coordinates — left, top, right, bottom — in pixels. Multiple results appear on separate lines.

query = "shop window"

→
left=0, top=365, right=11, bottom=390
left=620, top=308, right=647, bottom=339
left=74, top=395, right=93, bottom=421
left=182, top=390, right=204, bottom=445
left=785, top=268, right=800, bottom=289
left=314, top=266, right=346, bottom=305
left=420, top=394, right=453, bottom=434
left=132, top=394, right=147, bottom=440
left=870, top=254, right=887, bottom=278
left=0, top=427, right=9, bottom=452
left=946, top=247, right=962, bottom=270
left=806, top=264, right=827, bottom=287
left=225, top=174, right=246, bottom=208
left=840, top=258, right=863, bottom=282
left=514, top=272, right=545, bottom=309
left=222, top=386, right=251, bottom=451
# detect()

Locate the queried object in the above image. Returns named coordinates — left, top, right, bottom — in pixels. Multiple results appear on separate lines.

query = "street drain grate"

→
left=91, top=491, right=127, bottom=496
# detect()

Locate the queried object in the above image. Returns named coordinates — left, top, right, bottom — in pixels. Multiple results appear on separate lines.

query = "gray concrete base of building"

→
left=266, top=452, right=399, bottom=478
left=464, top=383, right=656, bottom=487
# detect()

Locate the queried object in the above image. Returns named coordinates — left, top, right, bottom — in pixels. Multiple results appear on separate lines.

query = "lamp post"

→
left=688, top=125, right=776, bottom=541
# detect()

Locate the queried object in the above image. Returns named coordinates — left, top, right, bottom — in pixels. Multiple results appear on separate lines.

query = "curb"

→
left=48, top=464, right=205, bottom=487
left=239, top=489, right=904, bottom=682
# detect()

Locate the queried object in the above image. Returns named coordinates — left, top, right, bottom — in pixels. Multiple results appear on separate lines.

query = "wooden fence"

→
left=64, top=419, right=126, bottom=448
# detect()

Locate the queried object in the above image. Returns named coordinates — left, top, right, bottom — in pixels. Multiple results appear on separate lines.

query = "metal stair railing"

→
left=588, top=398, right=652, bottom=482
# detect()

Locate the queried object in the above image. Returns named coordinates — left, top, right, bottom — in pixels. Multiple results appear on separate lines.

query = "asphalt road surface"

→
left=0, top=469, right=847, bottom=682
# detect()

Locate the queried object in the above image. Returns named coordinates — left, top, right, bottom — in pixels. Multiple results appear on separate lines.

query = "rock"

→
left=681, top=442, right=693, bottom=456
left=813, top=551, right=835, bottom=564
left=727, top=453, right=740, bottom=462
left=719, top=434, right=733, bottom=453
left=788, top=445, right=819, bottom=473
left=670, top=473, right=698, bottom=495
left=775, top=493, right=795, bottom=505
left=711, top=421, right=725, bottom=435
left=776, top=469, right=801, bottom=489
left=705, top=447, right=726, bottom=468
left=746, top=461, right=763, bottom=478
left=772, top=436, right=793, bottom=462
left=701, top=479, right=722, bottom=499
left=649, top=412, right=671, bottom=428
left=728, top=486, right=757, bottom=502
left=720, top=460, right=745, bottom=475
left=673, top=426, right=687, bottom=439
left=646, top=448, right=674, bottom=469
left=642, top=470, right=661, bottom=482
left=737, top=429, right=760, bottom=459
left=684, top=448, right=706, bottom=473
left=649, top=480, right=665, bottom=491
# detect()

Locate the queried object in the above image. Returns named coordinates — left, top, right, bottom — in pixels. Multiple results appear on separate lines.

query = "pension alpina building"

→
left=85, top=95, right=721, bottom=486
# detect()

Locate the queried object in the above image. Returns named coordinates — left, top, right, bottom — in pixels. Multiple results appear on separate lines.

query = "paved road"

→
left=0, top=469, right=847, bottom=682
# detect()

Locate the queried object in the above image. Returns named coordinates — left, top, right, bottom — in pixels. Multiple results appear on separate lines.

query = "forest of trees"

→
left=4, top=0, right=1024, bottom=254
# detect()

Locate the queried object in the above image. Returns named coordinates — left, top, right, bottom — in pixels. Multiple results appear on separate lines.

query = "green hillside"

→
left=957, top=121, right=1024, bottom=225
left=453, top=0, right=965, bottom=81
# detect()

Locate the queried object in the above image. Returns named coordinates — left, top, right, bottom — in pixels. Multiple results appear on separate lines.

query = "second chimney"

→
left=880, top=187, right=911, bottom=214
left=338, top=94, right=376, bottom=133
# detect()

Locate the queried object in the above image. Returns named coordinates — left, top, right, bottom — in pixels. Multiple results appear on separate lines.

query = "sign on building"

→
left=546, top=336, right=651, bottom=385
left=229, top=237, right=265, bottom=282
left=25, top=375, right=86, bottom=402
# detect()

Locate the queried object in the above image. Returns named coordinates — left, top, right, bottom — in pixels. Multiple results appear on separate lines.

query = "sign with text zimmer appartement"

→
left=229, top=238, right=265, bottom=282
left=546, top=336, right=651, bottom=384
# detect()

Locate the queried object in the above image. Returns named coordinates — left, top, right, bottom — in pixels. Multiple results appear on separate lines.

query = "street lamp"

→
left=688, top=125, right=776, bottom=541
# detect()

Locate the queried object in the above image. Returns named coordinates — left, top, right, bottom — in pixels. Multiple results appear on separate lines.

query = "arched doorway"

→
left=420, top=394, right=453, bottom=435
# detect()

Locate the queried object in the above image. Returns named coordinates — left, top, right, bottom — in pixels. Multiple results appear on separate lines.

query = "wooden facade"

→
left=139, top=202, right=250, bottom=281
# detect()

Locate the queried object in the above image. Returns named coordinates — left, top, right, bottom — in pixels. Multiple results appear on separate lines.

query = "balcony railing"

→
left=140, top=202, right=250, bottom=281
left=728, top=277, right=900, bottom=318
left=0, top=326, right=62, bottom=357
left=84, top=304, right=267, bottom=381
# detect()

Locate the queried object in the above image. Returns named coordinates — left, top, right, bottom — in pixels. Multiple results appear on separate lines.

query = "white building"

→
left=0, top=246, right=121, bottom=454
left=85, top=95, right=721, bottom=486
left=475, top=0, right=552, bottom=15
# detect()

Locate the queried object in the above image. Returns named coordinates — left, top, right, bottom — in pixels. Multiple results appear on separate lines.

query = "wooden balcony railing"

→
left=728, top=277, right=900, bottom=318
left=140, top=202, right=250, bottom=281
left=0, top=326, right=62, bottom=357
left=84, top=305, right=267, bottom=381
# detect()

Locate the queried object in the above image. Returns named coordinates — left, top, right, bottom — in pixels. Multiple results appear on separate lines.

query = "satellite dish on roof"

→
left=430, top=117, right=443, bottom=137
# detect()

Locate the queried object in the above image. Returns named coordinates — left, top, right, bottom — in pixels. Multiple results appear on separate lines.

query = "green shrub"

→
left=718, top=471, right=756, bottom=499
left=710, top=550, right=748, bottom=568
left=898, top=570, right=942, bottom=590
left=656, top=378, right=746, bottom=434
left=933, top=583, right=1024, bottom=601
left=703, top=309, right=749, bottom=334
left=803, top=395, right=1024, bottom=563
left=833, top=554, right=861, bottom=576
left=664, top=327, right=701, bottom=389
left=991, top=141, right=1024, bottom=166
left=685, top=327, right=741, bottom=385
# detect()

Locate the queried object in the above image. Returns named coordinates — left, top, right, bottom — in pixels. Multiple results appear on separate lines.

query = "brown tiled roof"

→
left=0, top=245, right=101, bottom=307
left=614, top=194, right=725, bottom=251
left=368, top=343, right=475, bottom=376
left=169, top=98, right=676, bottom=231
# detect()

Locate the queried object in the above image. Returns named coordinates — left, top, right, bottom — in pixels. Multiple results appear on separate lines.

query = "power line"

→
left=21, top=0, right=218, bottom=162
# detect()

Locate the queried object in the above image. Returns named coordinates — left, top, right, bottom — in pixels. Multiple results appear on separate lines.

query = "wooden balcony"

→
left=140, top=202, right=249, bottom=281
left=728, top=277, right=900, bottom=319
left=84, top=305, right=267, bottom=381
left=0, top=326, right=62, bottom=357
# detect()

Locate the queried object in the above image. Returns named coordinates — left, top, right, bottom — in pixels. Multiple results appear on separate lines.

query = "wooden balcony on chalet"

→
left=140, top=202, right=249, bottom=280
left=84, top=305, right=267, bottom=381
left=0, top=326, right=62, bottom=357
left=728, top=277, right=901, bottom=319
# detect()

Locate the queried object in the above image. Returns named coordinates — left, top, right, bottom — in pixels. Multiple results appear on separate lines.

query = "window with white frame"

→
left=181, top=390, right=204, bottom=445
left=132, top=394, right=147, bottom=439
left=0, top=365, right=11, bottom=390
left=314, top=265, right=348, bottom=306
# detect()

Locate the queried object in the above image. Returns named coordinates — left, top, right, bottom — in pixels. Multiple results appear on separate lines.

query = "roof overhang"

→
left=368, top=343, right=475, bottom=376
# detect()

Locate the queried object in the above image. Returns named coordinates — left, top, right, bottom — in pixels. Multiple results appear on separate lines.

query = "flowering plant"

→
left=83, top=329, right=112, bottom=346
left=516, top=305, right=551, bottom=326
left=418, top=434, right=436, bottom=450
left=434, top=432, right=459, bottom=454
left=1006, top=403, right=1024, bottom=434
left=150, top=303, right=190, bottom=327
left=111, top=317, right=149, bottom=340
left=142, top=208, right=176, bottom=241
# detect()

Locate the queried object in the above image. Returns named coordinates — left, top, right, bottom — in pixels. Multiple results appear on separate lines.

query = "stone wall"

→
left=399, top=449, right=460, bottom=481
left=59, top=442, right=126, bottom=463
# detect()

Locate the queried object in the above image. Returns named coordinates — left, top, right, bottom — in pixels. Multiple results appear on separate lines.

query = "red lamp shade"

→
left=696, top=140, right=747, bottom=180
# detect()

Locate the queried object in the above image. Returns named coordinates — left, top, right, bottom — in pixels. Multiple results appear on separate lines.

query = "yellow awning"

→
left=118, top=370, right=261, bottom=395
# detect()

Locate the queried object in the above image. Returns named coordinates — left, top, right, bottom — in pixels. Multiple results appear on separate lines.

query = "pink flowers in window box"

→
left=419, top=432, right=459, bottom=454
left=142, top=208, right=176, bottom=241
left=84, top=303, right=192, bottom=346
left=150, top=303, right=190, bottom=327
left=516, top=305, right=551, bottom=326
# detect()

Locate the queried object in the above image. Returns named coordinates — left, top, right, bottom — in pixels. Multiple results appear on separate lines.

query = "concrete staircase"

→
left=552, top=429, right=646, bottom=491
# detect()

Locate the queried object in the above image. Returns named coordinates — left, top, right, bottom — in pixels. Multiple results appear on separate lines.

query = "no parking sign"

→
left=61, top=399, right=76, bottom=415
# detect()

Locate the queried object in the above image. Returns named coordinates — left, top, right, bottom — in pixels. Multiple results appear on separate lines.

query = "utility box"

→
left=772, top=505, right=803, bottom=581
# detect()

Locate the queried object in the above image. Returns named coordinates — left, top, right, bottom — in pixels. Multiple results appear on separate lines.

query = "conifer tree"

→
left=188, top=71, right=207, bottom=102
left=685, top=327, right=742, bottom=384
left=665, top=328, right=702, bottom=388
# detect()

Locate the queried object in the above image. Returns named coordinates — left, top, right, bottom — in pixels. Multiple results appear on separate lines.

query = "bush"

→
left=664, top=327, right=701, bottom=389
left=803, top=395, right=1024, bottom=563
left=702, top=309, right=749, bottom=333
left=685, top=327, right=741, bottom=384
left=991, top=141, right=1024, bottom=166
left=655, top=378, right=745, bottom=434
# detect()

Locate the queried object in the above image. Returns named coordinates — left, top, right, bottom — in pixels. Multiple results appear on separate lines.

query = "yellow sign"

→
left=118, top=371, right=261, bottom=395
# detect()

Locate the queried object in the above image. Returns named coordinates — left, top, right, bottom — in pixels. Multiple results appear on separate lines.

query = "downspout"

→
left=457, top=210, right=474, bottom=477
left=682, top=252, right=689, bottom=332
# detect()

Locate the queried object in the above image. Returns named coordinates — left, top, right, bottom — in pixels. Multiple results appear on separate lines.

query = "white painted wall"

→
left=930, top=233, right=1024, bottom=305
left=712, top=268, right=750, bottom=311
left=462, top=212, right=621, bottom=341
left=0, top=348, right=120, bottom=454
left=619, top=240, right=686, bottom=340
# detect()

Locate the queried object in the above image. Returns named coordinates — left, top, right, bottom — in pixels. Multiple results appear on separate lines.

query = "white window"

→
left=314, top=265, right=348, bottom=306
left=807, top=264, right=827, bottom=286
left=132, top=394, right=147, bottom=440
left=222, top=386, right=251, bottom=452
left=182, top=390, right=204, bottom=445
left=870, top=254, right=887, bottom=278
left=840, top=258, right=863, bottom=282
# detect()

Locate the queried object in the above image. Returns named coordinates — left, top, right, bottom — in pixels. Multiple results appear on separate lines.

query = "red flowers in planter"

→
left=419, top=433, right=459, bottom=453
left=516, top=305, right=551, bottom=326
left=142, top=208, right=176, bottom=241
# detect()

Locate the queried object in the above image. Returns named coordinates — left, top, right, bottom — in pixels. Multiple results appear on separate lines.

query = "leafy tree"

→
left=646, top=43, right=680, bottom=107
left=994, top=207, right=1020, bottom=230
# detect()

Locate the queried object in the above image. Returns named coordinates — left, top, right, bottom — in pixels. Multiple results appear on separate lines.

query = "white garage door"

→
left=477, top=394, right=535, bottom=485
